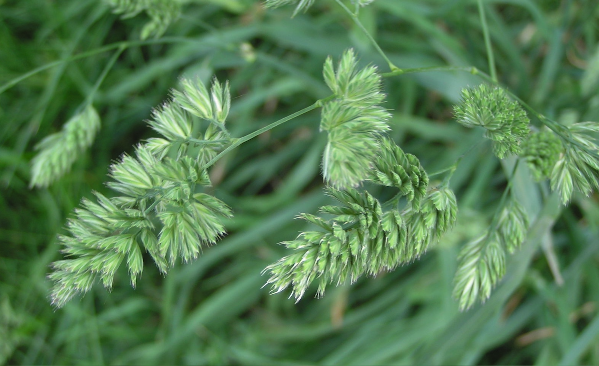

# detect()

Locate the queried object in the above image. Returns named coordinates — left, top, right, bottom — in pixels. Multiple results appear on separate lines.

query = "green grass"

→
left=2, top=0, right=599, bottom=364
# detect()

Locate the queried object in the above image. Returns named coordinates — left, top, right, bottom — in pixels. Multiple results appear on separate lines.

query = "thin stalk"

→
left=2, top=5, right=104, bottom=187
left=83, top=45, right=126, bottom=107
left=0, top=37, right=196, bottom=95
left=186, top=138, right=229, bottom=146
left=382, top=65, right=479, bottom=78
left=499, top=87, right=599, bottom=159
left=477, top=0, right=497, bottom=82
left=144, top=196, right=162, bottom=215
left=488, top=159, right=521, bottom=232
left=463, top=159, right=521, bottom=280
left=429, top=140, right=483, bottom=182
left=441, top=157, right=463, bottom=187
left=382, top=64, right=599, bottom=159
left=196, top=64, right=481, bottom=177
left=202, top=94, right=336, bottom=170
left=334, top=0, right=399, bottom=72
left=382, top=192, right=402, bottom=209
left=428, top=166, right=456, bottom=179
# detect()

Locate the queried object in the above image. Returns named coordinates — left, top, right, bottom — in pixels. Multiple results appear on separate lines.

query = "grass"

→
left=1, top=0, right=599, bottom=364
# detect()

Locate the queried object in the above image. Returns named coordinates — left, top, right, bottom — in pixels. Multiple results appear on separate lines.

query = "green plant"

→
left=5, top=0, right=599, bottom=364
left=106, top=0, right=182, bottom=39
left=32, top=0, right=599, bottom=312
left=49, top=78, right=233, bottom=307
left=453, top=84, right=530, bottom=159
left=7, top=0, right=599, bottom=308
left=30, top=105, right=100, bottom=188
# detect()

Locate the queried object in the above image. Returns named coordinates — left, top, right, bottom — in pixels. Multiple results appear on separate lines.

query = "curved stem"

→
left=477, top=0, right=497, bottom=82
left=429, top=140, right=483, bottom=184
left=382, top=65, right=479, bottom=78
left=382, top=64, right=599, bottom=159
left=489, top=159, right=521, bottom=231
left=0, top=37, right=197, bottom=95
left=334, top=0, right=399, bottom=72
left=83, top=45, right=126, bottom=107
left=499, top=87, right=599, bottom=159
left=186, top=138, right=229, bottom=146
left=201, top=94, right=336, bottom=170
left=144, top=196, right=162, bottom=215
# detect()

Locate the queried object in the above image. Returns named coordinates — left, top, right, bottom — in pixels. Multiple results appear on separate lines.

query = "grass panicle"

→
left=522, top=129, right=563, bottom=181
left=49, top=78, right=233, bottom=308
left=106, top=0, right=181, bottom=39
left=265, top=184, right=457, bottom=301
left=453, top=199, right=529, bottom=310
left=5, top=0, right=599, bottom=364
left=550, top=122, right=599, bottom=205
left=454, top=84, right=530, bottom=159
left=30, top=105, right=100, bottom=188
left=264, top=0, right=376, bottom=17
left=320, top=49, right=391, bottom=189
left=369, top=136, right=429, bottom=208
left=264, top=0, right=316, bottom=17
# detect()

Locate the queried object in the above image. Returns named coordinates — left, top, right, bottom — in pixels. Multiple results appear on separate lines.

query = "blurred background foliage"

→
left=1, top=0, right=599, bottom=364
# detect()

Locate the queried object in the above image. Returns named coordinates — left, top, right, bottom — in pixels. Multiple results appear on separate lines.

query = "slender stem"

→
left=383, top=64, right=599, bottom=159
left=498, top=86, right=599, bottom=159
left=428, top=166, right=455, bottom=178
left=144, top=95, right=336, bottom=215
left=201, top=94, right=336, bottom=170
left=382, top=65, right=479, bottom=78
left=0, top=37, right=196, bottom=95
left=342, top=220, right=360, bottom=231
left=144, top=197, right=162, bottom=215
left=488, top=159, right=521, bottom=231
left=186, top=138, right=229, bottom=146
left=84, top=45, right=126, bottom=107
left=429, top=140, right=483, bottom=183
left=194, top=64, right=480, bottom=179
left=334, top=0, right=399, bottom=72
left=441, top=157, right=463, bottom=187
left=477, top=0, right=497, bottom=82
left=382, top=192, right=402, bottom=209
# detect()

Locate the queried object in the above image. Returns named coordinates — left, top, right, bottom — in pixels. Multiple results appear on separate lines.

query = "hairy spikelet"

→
left=453, top=199, right=529, bottom=310
left=49, top=78, right=233, bottom=308
left=265, top=186, right=457, bottom=301
left=454, top=84, right=530, bottom=159
left=522, top=129, right=563, bottom=181
left=320, top=49, right=391, bottom=188
left=550, top=122, right=599, bottom=205
left=369, top=137, right=429, bottom=208
left=105, top=0, right=181, bottom=39
left=148, top=78, right=231, bottom=165
left=352, top=0, right=376, bottom=6
left=404, top=187, right=458, bottom=257
left=30, top=105, right=100, bottom=188
left=264, top=0, right=315, bottom=17
left=265, top=0, right=376, bottom=16
left=265, top=188, right=397, bottom=301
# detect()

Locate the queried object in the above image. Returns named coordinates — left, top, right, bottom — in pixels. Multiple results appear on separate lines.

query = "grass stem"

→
left=334, top=0, right=399, bottom=72
left=202, top=94, right=336, bottom=170
left=477, top=0, right=497, bottom=82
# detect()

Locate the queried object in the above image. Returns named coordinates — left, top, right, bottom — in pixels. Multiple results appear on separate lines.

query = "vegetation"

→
left=2, top=0, right=599, bottom=364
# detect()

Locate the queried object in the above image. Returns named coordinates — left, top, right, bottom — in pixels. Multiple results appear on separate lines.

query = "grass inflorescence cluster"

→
left=3, top=0, right=599, bottom=364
